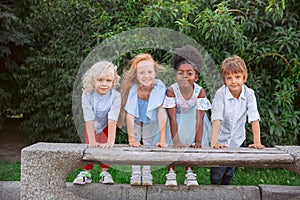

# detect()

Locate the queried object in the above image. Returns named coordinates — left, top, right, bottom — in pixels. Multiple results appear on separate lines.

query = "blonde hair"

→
left=82, top=61, right=120, bottom=94
left=220, top=55, right=248, bottom=82
left=117, top=53, right=158, bottom=127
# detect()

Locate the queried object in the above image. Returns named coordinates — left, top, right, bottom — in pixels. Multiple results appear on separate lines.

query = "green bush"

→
left=0, top=1, right=30, bottom=130
left=1, top=0, right=299, bottom=145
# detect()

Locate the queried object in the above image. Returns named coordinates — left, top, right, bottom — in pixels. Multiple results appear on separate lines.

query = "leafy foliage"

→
left=2, top=0, right=299, bottom=145
left=0, top=1, right=30, bottom=130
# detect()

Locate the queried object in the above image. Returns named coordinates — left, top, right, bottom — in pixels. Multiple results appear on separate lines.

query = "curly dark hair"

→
left=172, top=45, right=204, bottom=73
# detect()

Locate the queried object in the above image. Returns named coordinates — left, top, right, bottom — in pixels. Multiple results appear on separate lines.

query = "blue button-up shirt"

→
left=81, top=89, right=121, bottom=134
left=211, top=85, right=260, bottom=147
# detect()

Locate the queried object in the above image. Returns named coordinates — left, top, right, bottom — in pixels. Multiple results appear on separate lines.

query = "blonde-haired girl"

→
left=73, top=61, right=121, bottom=185
left=118, top=53, right=170, bottom=186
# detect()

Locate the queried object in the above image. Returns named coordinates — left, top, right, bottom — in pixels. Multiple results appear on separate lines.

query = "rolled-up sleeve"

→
left=211, top=87, right=224, bottom=121
left=108, top=91, right=121, bottom=122
left=81, top=93, right=95, bottom=122
left=124, top=85, right=138, bottom=116
left=246, top=89, right=260, bottom=123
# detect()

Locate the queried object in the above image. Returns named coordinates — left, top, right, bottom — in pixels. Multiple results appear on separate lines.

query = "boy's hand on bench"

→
left=99, top=143, right=114, bottom=149
left=248, top=143, right=265, bottom=149
left=88, top=141, right=102, bottom=148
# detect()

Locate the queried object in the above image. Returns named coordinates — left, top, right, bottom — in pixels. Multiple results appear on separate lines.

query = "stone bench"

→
left=20, top=143, right=300, bottom=199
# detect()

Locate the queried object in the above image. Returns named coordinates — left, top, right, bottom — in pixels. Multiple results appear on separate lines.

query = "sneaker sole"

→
left=186, top=183, right=198, bottom=187
left=73, top=179, right=92, bottom=185
left=142, top=182, right=152, bottom=186
left=130, top=181, right=141, bottom=186
left=100, top=181, right=114, bottom=185
left=101, top=182, right=114, bottom=185
left=73, top=182, right=85, bottom=185
left=165, top=183, right=177, bottom=187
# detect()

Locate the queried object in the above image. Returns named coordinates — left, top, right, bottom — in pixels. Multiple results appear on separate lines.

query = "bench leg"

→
left=276, top=145, right=300, bottom=175
left=21, top=143, right=87, bottom=200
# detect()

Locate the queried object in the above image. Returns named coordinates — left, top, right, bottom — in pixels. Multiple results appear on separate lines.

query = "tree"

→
left=0, top=1, right=30, bottom=130
left=3, top=0, right=299, bottom=145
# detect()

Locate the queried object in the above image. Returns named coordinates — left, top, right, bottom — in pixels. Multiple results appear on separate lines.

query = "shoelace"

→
left=166, top=173, right=176, bottom=179
left=186, top=173, right=197, bottom=180
left=78, top=172, right=90, bottom=178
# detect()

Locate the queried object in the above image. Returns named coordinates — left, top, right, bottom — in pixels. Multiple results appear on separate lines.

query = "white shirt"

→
left=211, top=85, right=260, bottom=147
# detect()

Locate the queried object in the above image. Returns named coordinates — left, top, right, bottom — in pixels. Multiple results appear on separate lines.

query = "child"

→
left=117, top=53, right=169, bottom=186
left=163, top=45, right=212, bottom=187
left=73, top=61, right=121, bottom=185
left=210, top=55, right=264, bottom=185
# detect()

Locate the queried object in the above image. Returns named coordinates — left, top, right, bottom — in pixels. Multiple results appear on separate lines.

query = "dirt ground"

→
left=0, top=118, right=32, bottom=162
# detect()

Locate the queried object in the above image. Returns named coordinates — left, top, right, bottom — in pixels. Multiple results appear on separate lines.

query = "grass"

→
left=2, top=160, right=300, bottom=185
left=0, top=160, right=21, bottom=181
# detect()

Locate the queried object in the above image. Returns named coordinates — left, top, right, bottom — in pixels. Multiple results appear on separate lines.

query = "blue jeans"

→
left=210, top=167, right=236, bottom=185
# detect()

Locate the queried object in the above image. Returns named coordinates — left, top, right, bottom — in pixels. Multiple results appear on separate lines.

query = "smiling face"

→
left=220, top=56, right=248, bottom=98
left=95, top=76, right=114, bottom=95
left=176, top=63, right=198, bottom=88
left=136, top=60, right=157, bottom=88
left=224, top=72, right=246, bottom=98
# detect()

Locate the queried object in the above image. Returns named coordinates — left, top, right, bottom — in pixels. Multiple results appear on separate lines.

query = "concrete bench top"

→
left=84, top=144, right=297, bottom=169
left=20, top=143, right=300, bottom=200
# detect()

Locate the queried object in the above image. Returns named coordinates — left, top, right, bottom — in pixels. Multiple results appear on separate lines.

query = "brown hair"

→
left=117, top=53, right=158, bottom=127
left=220, top=55, right=248, bottom=82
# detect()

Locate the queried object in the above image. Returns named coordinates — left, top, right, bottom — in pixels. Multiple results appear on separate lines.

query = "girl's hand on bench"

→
left=156, top=142, right=168, bottom=148
left=189, top=142, right=202, bottom=148
left=212, top=143, right=228, bottom=149
left=129, top=141, right=141, bottom=147
left=173, top=142, right=186, bottom=148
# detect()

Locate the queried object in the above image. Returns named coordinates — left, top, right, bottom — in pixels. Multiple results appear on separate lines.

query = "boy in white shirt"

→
left=210, top=55, right=264, bottom=185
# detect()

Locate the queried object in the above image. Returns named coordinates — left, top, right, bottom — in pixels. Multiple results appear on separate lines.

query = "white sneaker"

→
left=165, top=171, right=177, bottom=186
left=99, top=171, right=114, bottom=184
left=130, top=172, right=141, bottom=186
left=73, top=171, right=92, bottom=185
left=184, top=172, right=198, bottom=187
left=142, top=172, right=153, bottom=186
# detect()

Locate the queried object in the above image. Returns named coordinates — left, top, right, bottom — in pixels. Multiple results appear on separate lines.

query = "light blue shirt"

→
left=136, top=99, right=151, bottom=123
left=211, top=85, right=260, bottom=147
left=125, top=79, right=166, bottom=122
left=81, top=89, right=121, bottom=134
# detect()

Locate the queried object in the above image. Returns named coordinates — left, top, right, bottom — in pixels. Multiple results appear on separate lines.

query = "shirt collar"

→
left=225, top=85, right=245, bottom=100
left=94, top=89, right=112, bottom=98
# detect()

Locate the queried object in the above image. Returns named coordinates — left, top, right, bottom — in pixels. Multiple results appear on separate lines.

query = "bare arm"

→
left=99, top=119, right=117, bottom=149
left=85, top=121, right=101, bottom=147
left=166, top=88, right=185, bottom=148
left=156, top=106, right=168, bottom=148
left=248, top=120, right=264, bottom=149
left=192, top=89, right=206, bottom=148
left=192, top=110, right=204, bottom=148
left=210, top=120, right=227, bottom=148
left=126, top=113, right=141, bottom=147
